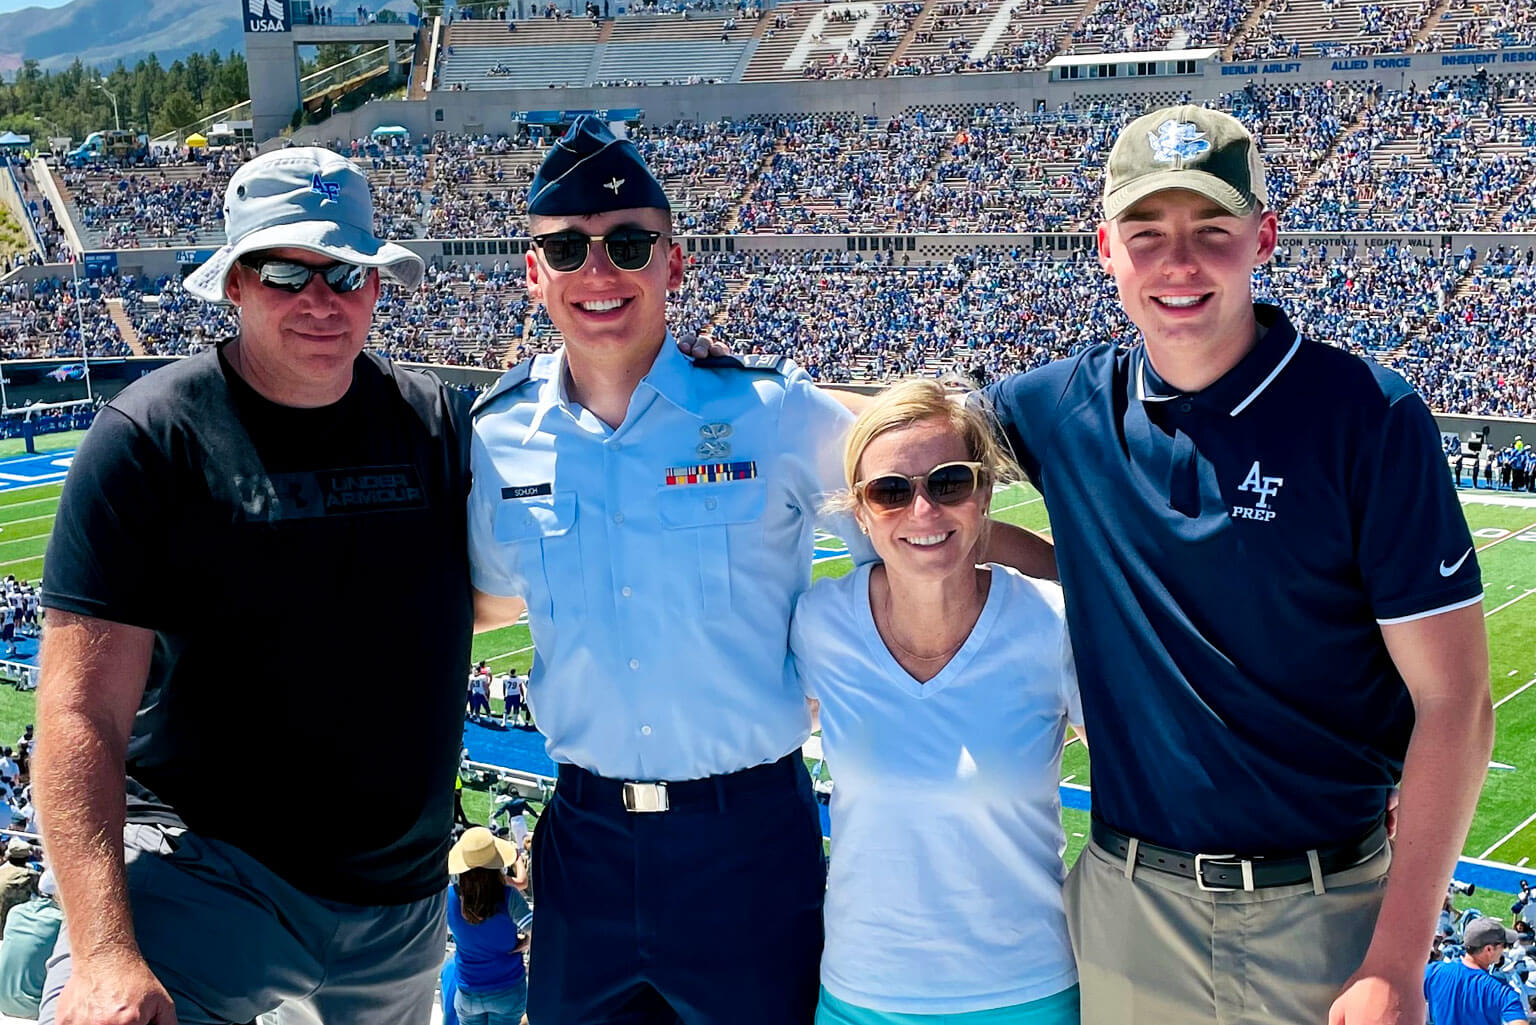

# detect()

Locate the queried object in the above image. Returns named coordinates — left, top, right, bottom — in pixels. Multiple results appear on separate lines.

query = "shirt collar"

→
left=521, top=351, right=567, bottom=443
left=1134, top=303, right=1301, bottom=417
left=521, top=333, right=691, bottom=443
left=636, top=332, right=698, bottom=414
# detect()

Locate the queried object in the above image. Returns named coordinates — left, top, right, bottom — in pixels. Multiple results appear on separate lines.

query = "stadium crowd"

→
left=36, top=80, right=1536, bottom=247
left=0, top=276, right=130, bottom=360
left=0, top=232, right=1534, bottom=417
left=0, top=715, right=88, bottom=1021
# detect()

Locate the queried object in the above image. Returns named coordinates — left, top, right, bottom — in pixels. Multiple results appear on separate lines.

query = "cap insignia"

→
left=310, top=173, right=341, bottom=203
left=1148, top=120, right=1210, bottom=165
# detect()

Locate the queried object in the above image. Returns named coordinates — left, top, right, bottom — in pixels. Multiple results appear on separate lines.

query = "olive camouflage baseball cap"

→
left=1103, top=105, right=1268, bottom=221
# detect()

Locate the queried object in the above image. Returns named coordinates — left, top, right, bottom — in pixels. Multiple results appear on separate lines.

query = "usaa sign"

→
left=246, top=0, right=291, bottom=33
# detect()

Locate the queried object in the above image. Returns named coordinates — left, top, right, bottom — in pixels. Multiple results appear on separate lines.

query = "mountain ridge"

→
left=0, top=0, right=411, bottom=75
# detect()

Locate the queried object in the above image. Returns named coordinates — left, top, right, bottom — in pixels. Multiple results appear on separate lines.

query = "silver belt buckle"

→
left=1194, top=852, right=1255, bottom=892
left=621, top=781, right=669, bottom=813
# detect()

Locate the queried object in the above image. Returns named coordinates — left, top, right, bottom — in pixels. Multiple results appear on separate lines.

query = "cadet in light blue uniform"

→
left=467, top=116, right=864, bottom=1025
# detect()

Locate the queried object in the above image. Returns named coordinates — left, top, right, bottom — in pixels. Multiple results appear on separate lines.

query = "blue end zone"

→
left=0, top=450, right=72, bottom=492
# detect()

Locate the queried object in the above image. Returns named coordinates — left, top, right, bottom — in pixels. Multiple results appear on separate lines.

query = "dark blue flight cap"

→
left=527, top=115, right=670, bottom=216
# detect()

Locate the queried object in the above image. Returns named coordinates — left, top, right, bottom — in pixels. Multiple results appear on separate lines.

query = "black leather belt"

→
left=1091, top=817, right=1388, bottom=892
left=557, top=753, right=803, bottom=814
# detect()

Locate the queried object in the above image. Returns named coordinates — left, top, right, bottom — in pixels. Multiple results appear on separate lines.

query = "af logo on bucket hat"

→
left=183, top=146, right=424, bottom=303
left=1102, top=105, right=1269, bottom=221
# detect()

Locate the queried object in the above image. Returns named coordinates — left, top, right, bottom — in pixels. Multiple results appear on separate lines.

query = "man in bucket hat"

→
left=35, top=148, right=475, bottom=1024
left=978, top=106, right=1492, bottom=1024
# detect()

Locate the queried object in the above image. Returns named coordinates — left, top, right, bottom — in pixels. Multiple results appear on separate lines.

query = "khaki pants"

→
left=1064, top=836, right=1390, bottom=1025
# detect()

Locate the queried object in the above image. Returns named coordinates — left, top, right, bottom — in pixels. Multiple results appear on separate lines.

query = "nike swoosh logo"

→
left=1440, top=547, right=1474, bottom=577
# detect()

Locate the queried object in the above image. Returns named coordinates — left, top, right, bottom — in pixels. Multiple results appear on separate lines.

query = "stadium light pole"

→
left=95, top=83, right=121, bottom=132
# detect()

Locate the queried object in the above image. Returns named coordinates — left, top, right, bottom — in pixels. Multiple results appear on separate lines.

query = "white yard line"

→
left=0, top=514, right=54, bottom=528
left=486, top=644, right=534, bottom=665
left=1476, top=522, right=1536, bottom=554
left=1461, top=492, right=1536, bottom=508
left=0, top=496, right=59, bottom=511
left=1478, top=808, right=1536, bottom=860
left=1486, top=589, right=1536, bottom=618
left=1494, top=676, right=1536, bottom=711
left=991, top=496, right=1044, bottom=515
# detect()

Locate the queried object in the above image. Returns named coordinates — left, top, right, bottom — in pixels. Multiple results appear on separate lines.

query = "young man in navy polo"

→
left=982, top=106, right=1493, bottom=1025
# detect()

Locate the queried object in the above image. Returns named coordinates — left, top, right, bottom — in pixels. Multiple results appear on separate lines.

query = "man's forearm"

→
left=34, top=613, right=154, bottom=966
left=1360, top=692, right=1493, bottom=974
left=982, top=521, right=1057, bottom=580
left=34, top=704, right=138, bottom=961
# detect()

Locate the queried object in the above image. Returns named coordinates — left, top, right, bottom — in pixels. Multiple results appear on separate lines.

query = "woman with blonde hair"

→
left=790, top=379, right=1081, bottom=1025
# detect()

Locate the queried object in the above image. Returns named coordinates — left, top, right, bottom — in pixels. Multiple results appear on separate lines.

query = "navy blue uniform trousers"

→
left=528, top=754, right=826, bottom=1025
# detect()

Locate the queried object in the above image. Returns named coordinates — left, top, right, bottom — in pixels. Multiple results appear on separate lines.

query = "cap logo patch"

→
left=604, top=177, right=625, bottom=194
left=310, top=173, right=341, bottom=203
left=1148, top=120, right=1210, bottom=165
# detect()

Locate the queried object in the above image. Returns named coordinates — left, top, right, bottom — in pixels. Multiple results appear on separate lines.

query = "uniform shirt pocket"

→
left=493, top=493, right=584, bottom=620
left=656, top=480, right=766, bottom=609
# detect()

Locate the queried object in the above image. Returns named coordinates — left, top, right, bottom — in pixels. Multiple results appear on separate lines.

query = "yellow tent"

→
left=185, top=133, right=208, bottom=148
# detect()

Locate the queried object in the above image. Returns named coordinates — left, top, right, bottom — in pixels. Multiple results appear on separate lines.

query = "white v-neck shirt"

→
left=790, top=562, right=1081, bottom=1014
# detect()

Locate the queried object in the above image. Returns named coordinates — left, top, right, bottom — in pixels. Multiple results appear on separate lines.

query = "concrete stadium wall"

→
left=290, top=44, right=1536, bottom=142
left=22, top=357, right=1535, bottom=441
left=94, top=232, right=1536, bottom=283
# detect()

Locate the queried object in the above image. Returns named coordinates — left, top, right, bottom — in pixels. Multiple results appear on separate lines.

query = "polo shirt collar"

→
left=1135, top=303, right=1301, bottom=417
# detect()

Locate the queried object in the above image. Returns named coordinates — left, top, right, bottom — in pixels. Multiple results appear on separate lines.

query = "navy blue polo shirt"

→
left=983, top=304, right=1482, bottom=854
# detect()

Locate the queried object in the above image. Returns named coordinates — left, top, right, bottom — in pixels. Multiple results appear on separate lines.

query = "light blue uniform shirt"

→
left=469, top=338, right=864, bottom=781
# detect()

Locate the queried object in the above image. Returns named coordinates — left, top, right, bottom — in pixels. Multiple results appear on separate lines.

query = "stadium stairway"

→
left=1222, top=0, right=1274, bottom=59
left=882, top=0, right=940, bottom=69
left=408, top=20, right=434, bottom=99
left=104, top=298, right=145, bottom=356
left=1412, top=0, right=1458, bottom=49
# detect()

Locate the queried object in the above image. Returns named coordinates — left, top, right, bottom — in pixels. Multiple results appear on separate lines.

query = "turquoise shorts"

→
left=815, top=984, right=1080, bottom=1025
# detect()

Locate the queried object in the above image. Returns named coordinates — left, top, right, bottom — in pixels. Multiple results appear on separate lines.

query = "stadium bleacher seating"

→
left=6, top=0, right=1536, bottom=419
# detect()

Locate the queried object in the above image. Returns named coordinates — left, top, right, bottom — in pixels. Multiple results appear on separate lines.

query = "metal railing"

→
left=302, top=42, right=414, bottom=98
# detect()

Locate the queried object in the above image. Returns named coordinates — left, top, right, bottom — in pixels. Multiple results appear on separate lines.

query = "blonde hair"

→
left=829, top=379, right=1020, bottom=522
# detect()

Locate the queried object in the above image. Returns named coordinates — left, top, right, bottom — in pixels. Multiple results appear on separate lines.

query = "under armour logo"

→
left=1148, top=120, right=1211, bottom=166
left=248, top=0, right=285, bottom=18
left=309, top=173, right=341, bottom=203
left=604, top=177, right=625, bottom=194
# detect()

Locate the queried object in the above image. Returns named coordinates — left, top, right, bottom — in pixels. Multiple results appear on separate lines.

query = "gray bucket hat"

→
left=184, top=147, right=424, bottom=304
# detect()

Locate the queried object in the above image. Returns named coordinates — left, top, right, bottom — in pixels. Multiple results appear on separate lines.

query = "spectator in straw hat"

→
left=447, top=827, right=533, bottom=1025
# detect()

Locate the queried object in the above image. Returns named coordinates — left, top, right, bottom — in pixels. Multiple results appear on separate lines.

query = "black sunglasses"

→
left=238, top=255, right=372, bottom=295
left=855, top=461, right=987, bottom=513
left=530, top=226, right=666, bottom=273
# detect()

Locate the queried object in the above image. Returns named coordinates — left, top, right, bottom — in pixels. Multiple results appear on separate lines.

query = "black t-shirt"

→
left=43, top=343, right=474, bottom=905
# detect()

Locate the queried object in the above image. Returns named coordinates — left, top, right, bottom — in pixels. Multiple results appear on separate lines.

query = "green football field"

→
left=2, top=475, right=1530, bottom=916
